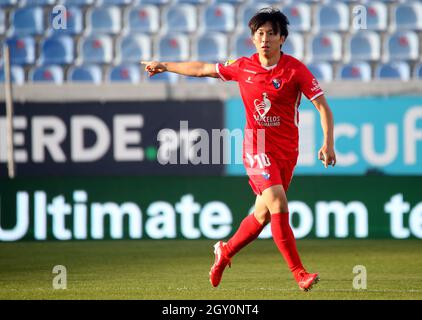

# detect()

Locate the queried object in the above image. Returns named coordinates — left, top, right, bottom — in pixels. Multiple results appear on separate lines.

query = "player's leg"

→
left=209, top=196, right=269, bottom=287
left=225, top=195, right=270, bottom=257
left=261, top=184, right=319, bottom=291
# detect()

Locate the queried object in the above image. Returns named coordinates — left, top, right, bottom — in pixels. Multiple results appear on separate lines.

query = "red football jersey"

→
left=216, top=52, right=323, bottom=160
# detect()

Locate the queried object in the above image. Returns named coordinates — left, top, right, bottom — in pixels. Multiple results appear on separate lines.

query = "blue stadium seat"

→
left=375, top=62, right=410, bottom=80
left=48, top=6, right=83, bottom=35
left=97, top=0, right=132, bottom=5
left=136, top=0, right=171, bottom=4
left=125, top=5, right=159, bottom=34
left=414, top=63, right=422, bottom=79
left=86, top=6, right=121, bottom=35
left=5, top=36, right=36, bottom=65
left=0, top=0, right=18, bottom=7
left=337, top=62, right=372, bottom=81
left=315, top=3, right=349, bottom=32
left=283, top=3, right=311, bottom=32
left=346, top=31, right=381, bottom=62
left=384, top=31, right=419, bottom=61
left=238, top=3, right=273, bottom=33
left=157, top=33, right=190, bottom=61
left=0, top=9, right=5, bottom=34
left=307, top=62, right=333, bottom=82
left=356, top=2, right=388, bottom=32
left=29, top=65, right=64, bottom=84
left=162, top=4, right=197, bottom=34
left=20, top=0, right=56, bottom=5
left=145, top=72, right=179, bottom=83
left=193, top=33, right=228, bottom=62
left=183, top=75, right=218, bottom=83
left=0, top=65, right=25, bottom=85
left=61, top=0, right=95, bottom=5
left=308, top=32, right=342, bottom=62
left=39, top=35, right=74, bottom=65
left=9, top=6, right=44, bottom=36
left=282, top=33, right=304, bottom=61
left=78, top=35, right=113, bottom=64
left=203, top=4, right=235, bottom=33
left=214, top=0, right=245, bottom=3
left=393, top=2, right=422, bottom=31
left=67, top=64, right=103, bottom=83
left=116, top=34, right=152, bottom=64
left=108, top=64, right=141, bottom=83
left=231, top=31, right=255, bottom=58
left=174, top=0, right=206, bottom=3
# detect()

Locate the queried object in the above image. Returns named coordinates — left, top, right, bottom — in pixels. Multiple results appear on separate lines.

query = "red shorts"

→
left=243, top=153, right=297, bottom=195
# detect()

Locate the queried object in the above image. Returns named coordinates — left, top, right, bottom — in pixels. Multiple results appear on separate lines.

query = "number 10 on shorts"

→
left=246, top=153, right=271, bottom=169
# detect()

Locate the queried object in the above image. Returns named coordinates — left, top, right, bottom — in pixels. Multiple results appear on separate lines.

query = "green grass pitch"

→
left=0, top=239, right=421, bottom=300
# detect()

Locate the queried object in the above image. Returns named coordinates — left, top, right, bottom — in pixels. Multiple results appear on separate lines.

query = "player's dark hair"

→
left=248, top=7, right=289, bottom=38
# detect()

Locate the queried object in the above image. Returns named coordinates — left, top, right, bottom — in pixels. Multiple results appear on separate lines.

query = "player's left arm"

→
left=311, top=95, right=336, bottom=168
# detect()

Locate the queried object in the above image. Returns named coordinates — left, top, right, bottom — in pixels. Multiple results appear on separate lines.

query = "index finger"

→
left=323, top=153, right=328, bottom=168
left=140, top=61, right=151, bottom=65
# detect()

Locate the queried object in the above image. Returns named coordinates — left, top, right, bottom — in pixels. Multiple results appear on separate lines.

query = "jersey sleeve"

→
left=296, top=63, right=324, bottom=101
left=216, top=58, right=242, bottom=82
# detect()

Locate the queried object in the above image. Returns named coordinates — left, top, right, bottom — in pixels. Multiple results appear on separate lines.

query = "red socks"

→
left=225, top=214, right=264, bottom=258
left=271, top=213, right=305, bottom=281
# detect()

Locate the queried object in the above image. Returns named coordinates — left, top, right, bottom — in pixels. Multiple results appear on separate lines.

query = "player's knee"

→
left=254, top=211, right=270, bottom=225
left=267, top=200, right=288, bottom=214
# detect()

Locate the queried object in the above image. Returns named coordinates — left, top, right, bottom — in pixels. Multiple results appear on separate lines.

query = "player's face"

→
left=252, top=22, right=285, bottom=58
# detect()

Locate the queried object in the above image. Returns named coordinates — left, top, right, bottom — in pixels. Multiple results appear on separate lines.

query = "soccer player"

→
left=142, top=8, right=336, bottom=292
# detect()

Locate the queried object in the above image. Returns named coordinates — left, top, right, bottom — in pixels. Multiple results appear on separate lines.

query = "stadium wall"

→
left=0, top=176, right=421, bottom=241
left=0, top=83, right=421, bottom=241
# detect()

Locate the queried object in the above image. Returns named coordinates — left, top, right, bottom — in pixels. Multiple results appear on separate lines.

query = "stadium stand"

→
left=39, top=35, right=74, bottom=65
left=86, top=6, right=121, bottom=35
left=384, top=31, right=419, bottom=61
left=125, top=5, right=159, bottom=34
left=307, top=62, right=333, bottom=82
left=337, top=62, right=372, bottom=81
left=8, top=6, right=44, bottom=36
left=193, top=32, right=228, bottom=62
left=6, top=36, right=36, bottom=65
left=67, top=64, right=103, bottom=83
left=162, top=4, right=197, bottom=34
left=0, top=65, right=25, bottom=85
left=364, top=2, right=387, bottom=31
left=392, top=2, right=422, bottom=31
left=345, top=31, right=381, bottom=62
left=78, top=35, right=113, bottom=64
left=29, top=65, right=64, bottom=84
left=48, top=6, right=84, bottom=35
left=115, top=34, right=152, bottom=64
left=144, top=71, right=179, bottom=83
left=0, top=0, right=18, bottom=7
left=308, top=32, right=343, bottom=62
left=231, top=31, right=255, bottom=57
left=314, top=3, right=350, bottom=33
left=283, top=3, right=311, bottom=32
left=107, top=64, right=141, bottom=83
left=415, top=63, right=422, bottom=79
left=203, top=3, right=236, bottom=33
left=375, top=61, right=411, bottom=80
left=283, top=32, right=304, bottom=61
left=0, top=0, right=420, bottom=83
left=157, top=33, right=190, bottom=61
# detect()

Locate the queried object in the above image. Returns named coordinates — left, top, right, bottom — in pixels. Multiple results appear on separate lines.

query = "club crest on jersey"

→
left=272, top=78, right=282, bottom=89
left=261, top=171, right=270, bottom=180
